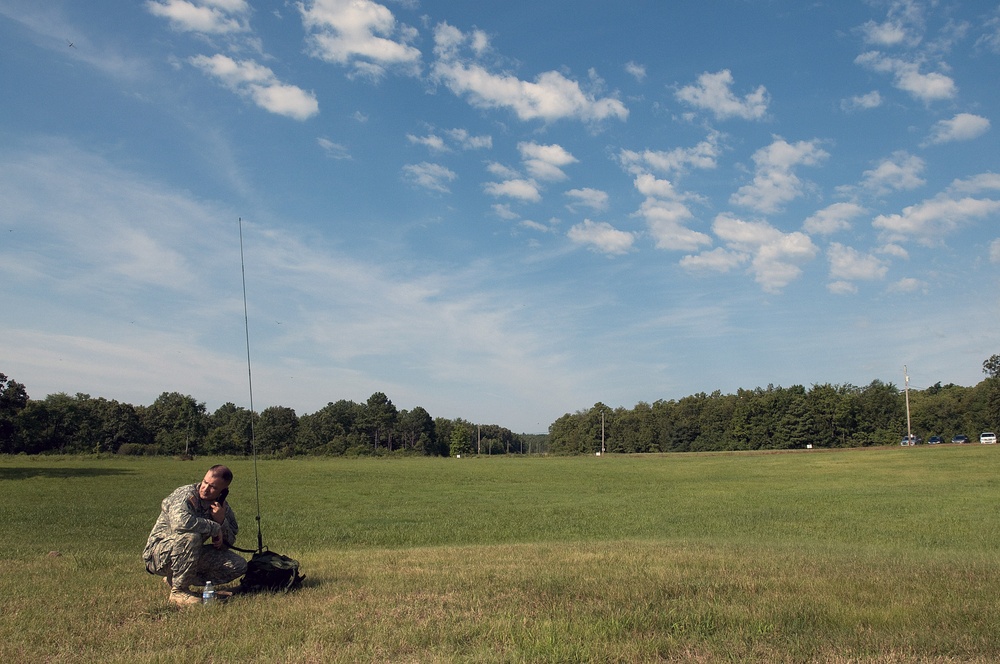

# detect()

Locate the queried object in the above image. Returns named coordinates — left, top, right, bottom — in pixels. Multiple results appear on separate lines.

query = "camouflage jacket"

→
left=143, top=483, right=239, bottom=559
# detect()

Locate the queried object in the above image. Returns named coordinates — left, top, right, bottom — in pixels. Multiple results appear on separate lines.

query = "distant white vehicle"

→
left=980, top=432, right=997, bottom=444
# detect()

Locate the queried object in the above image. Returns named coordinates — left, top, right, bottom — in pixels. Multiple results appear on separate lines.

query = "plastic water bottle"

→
left=202, top=581, right=216, bottom=604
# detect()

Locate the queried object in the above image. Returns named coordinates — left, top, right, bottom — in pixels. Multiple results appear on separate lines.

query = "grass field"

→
left=2, top=446, right=1000, bottom=662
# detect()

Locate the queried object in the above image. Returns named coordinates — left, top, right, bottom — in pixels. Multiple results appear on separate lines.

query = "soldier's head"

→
left=198, top=465, right=232, bottom=501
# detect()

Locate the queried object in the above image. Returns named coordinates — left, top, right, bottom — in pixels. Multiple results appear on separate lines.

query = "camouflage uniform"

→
left=143, top=483, right=247, bottom=592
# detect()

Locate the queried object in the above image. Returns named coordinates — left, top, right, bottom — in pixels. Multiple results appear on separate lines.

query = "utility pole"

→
left=904, top=365, right=912, bottom=445
left=601, top=410, right=606, bottom=455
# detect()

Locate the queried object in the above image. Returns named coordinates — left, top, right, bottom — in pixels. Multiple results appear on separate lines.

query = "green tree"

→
left=397, top=406, right=439, bottom=454
left=983, top=354, right=1000, bottom=380
left=256, top=406, right=298, bottom=456
left=0, top=373, right=29, bottom=453
left=204, top=403, right=255, bottom=455
left=360, top=392, right=398, bottom=452
left=138, top=392, right=208, bottom=456
left=296, top=400, right=361, bottom=455
left=449, top=418, right=474, bottom=457
left=853, top=380, right=903, bottom=446
left=91, top=398, right=148, bottom=453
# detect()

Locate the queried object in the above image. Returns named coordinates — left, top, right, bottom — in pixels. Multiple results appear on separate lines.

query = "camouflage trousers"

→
left=143, top=532, right=248, bottom=592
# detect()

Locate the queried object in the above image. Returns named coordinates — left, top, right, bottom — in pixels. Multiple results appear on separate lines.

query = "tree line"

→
left=1, top=355, right=997, bottom=457
left=0, top=377, right=530, bottom=457
left=549, top=355, right=1000, bottom=454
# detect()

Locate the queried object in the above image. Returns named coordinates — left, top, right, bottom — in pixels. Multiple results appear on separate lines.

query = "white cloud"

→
left=625, top=61, right=646, bottom=82
left=675, top=70, right=769, bottom=121
left=565, top=188, right=609, bottom=212
left=860, top=151, right=925, bottom=195
left=618, top=131, right=723, bottom=177
left=484, top=179, right=542, bottom=203
left=827, top=280, right=858, bottom=295
left=626, top=173, right=710, bottom=252
left=679, top=247, right=746, bottom=274
left=520, top=219, right=553, bottom=233
left=317, top=137, right=350, bottom=159
left=407, top=133, right=449, bottom=152
left=873, top=195, right=1000, bottom=245
left=924, top=113, right=990, bottom=145
left=486, top=162, right=520, bottom=180
left=976, top=12, right=1000, bottom=53
left=567, top=220, right=634, bottom=255
left=731, top=138, right=829, bottom=214
left=860, top=19, right=913, bottom=46
left=518, top=142, right=577, bottom=181
left=402, top=162, right=457, bottom=193
left=492, top=203, right=518, bottom=220
left=299, top=0, right=421, bottom=79
left=711, top=213, right=818, bottom=292
left=803, top=202, right=867, bottom=235
left=633, top=173, right=681, bottom=200
left=638, top=198, right=711, bottom=252
left=827, top=242, right=888, bottom=282
left=888, top=277, right=926, bottom=293
left=431, top=22, right=628, bottom=124
left=189, top=54, right=319, bottom=120
left=878, top=243, right=909, bottom=259
left=445, top=128, right=492, bottom=150
left=146, top=0, right=249, bottom=34
left=841, top=90, right=883, bottom=112
left=949, top=173, right=1000, bottom=194
left=854, top=51, right=956, bottom=103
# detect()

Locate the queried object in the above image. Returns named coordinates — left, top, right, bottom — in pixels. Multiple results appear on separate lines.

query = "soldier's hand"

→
left=210, top=501, right=225, bottom=524
left=212, top=532, right=223, bottom=549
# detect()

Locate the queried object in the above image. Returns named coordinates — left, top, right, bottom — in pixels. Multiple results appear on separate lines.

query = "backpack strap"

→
left=227, top=543, right=262, bottom=554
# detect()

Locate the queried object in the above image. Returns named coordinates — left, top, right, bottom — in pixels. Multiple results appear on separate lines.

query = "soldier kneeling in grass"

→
left=143, top=465, right=248, bottom=606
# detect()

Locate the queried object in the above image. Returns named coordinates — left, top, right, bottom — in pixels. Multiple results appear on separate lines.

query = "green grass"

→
left=2, top=447, right=1000, bottom=662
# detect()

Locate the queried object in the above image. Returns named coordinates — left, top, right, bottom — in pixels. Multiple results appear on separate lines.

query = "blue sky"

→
left=1, top=0, right=998, bottom=433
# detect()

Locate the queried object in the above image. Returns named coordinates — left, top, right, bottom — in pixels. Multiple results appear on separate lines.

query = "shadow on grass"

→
left=0, top=467, right=136, bottom=480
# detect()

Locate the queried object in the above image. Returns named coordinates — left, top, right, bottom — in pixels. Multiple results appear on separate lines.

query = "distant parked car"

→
left=981, top=432, right=997, bottom=444
left=951, top=434, right=970, bottom=444
left=900, top=434, right=920, bottom=446
left=927, top=435, right=943, bottom=445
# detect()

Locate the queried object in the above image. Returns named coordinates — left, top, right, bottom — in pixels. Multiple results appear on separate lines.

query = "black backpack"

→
left=234, top=548, right=305, bottom=593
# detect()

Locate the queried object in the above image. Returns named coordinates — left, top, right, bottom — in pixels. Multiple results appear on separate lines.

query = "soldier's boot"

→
left=168, top=589, right=201, bottom=607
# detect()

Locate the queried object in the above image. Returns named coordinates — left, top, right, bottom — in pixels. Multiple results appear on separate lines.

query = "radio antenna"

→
left=239, top=217, right=264, bottom=554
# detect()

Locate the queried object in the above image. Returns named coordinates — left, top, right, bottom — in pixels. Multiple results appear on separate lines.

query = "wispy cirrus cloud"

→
left=402, top=162, right=457, bottom=194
